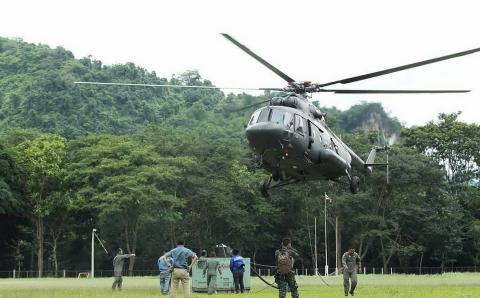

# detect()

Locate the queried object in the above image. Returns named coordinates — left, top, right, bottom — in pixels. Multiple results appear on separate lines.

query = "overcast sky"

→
left=1, top=0, right=479, bottom=127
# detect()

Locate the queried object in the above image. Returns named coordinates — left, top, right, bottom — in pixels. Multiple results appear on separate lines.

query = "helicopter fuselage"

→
left=246, top=94, right=366, bottom=184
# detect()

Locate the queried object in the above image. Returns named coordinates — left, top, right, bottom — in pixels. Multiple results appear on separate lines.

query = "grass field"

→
left=1, top=273, right=479, bottom=298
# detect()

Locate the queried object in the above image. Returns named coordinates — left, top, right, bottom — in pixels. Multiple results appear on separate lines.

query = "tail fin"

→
left=364, top=145, right=390, bottom=184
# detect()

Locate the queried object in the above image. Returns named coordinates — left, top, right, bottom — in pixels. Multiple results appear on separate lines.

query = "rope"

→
left=250, top=265, right=278, bottom=289
left=251, top=263, right=334, bottom=289
left=251, top=262, right=276, bottom=268
left=94, top=232, right=109, bottom=255
left=250, top=283, right=272, bottom=294
left=315, top=272, right=333, bottom=288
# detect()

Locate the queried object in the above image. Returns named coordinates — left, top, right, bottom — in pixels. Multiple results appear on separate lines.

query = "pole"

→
left=335, top=216, right=338, bottom=276
left=314, top=217, right=318, bottom=275
left=324, top=195, right=328, bottom=276
left=91, top=228, right=96, bottom=278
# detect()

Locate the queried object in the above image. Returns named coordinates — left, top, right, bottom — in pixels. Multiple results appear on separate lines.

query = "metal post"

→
left=335, top=216, right=338, bottom=276
left=63, top=269, right=66, bottom=278
left=13, top=269, right=16, bottom=279
left=364, top=267, right=366, bottom=275
left=324, top=196, right=328, bottom=276
left=315, top=217, right=318, bottom=275
left=91, top=228, right=96, bottom=278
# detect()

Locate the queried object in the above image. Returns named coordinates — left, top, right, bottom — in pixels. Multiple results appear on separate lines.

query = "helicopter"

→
left=75, top=34, right=480, bottom=197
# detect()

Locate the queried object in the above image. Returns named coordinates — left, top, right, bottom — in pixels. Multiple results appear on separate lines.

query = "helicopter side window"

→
left=283, top=112, right=293, bottom=129
left=312, top=125, right=322, bottom=143
left=257, top=108, right=270, bottom=123
left=249, top=109, right=261, bottom=126
left=294, top=114, right=305, bottom=134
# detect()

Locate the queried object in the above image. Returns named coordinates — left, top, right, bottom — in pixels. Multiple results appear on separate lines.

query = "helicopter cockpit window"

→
left=249, top=109, right=262, bottom=126
left=294, top=114, right=305, bottom=134
left=257, top=108, right=270, bottom=123
left=269, top=109, right=294, bottom=129
left=270, top=109, right=284, bottom=125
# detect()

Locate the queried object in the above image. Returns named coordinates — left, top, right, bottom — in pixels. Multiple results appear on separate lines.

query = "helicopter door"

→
left=307, top=123, right=323, bottom=162
left=307, top=121, right=314, bottom=149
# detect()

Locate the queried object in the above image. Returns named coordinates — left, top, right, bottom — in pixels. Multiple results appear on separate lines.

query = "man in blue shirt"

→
left=162, top=239, right=198, bottom=298
left=158, top=252, right=174, bottom=295
left=229, top=249, right=245, bottom=293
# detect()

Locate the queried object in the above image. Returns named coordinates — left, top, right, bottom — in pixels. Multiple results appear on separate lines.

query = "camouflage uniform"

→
left=274, top=246, right=299, bottom=298
left=203, top=258, right=222, bottom=295
left=112, top=253, right=135, bottom=290
left=342, top=251, right=360, bottom=296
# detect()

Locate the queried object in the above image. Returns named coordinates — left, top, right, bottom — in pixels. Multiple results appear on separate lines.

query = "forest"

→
left=1, top=37, right=479, bottom=277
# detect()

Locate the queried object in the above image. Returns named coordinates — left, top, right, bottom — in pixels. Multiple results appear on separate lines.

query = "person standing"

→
left=158, top=252, right=174, bottom=295
left=274, top=238, right=299, bottom=298
left=342, top=248, right=361, bottom=296
left=229, top=249, right=245, bottom=293
left=203, top=251, right=222, bottom=295
left=112, top=248, right=135, bottom=290
left=162, top=239, right=198, bottom=298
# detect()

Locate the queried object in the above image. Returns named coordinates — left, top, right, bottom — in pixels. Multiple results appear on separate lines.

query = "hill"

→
left=0, top=37, right=401, bottom=139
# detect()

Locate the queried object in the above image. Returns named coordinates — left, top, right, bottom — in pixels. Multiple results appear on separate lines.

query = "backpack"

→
left=277, top=249, right=292, bottom=274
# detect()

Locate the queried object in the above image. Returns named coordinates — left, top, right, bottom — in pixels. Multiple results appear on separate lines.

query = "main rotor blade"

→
left=319, top=89, right=470, bottom=94
left=74, top=81, right=264, bottom=91
left=221, top=33, right=296, bottom=84
left=232, top=99, right=271, bottom=112
left=318, top=47, right=480, bottom=87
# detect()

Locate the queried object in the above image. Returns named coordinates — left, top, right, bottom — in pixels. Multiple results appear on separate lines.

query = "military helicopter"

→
left=75, top=34, right=480, bottom=197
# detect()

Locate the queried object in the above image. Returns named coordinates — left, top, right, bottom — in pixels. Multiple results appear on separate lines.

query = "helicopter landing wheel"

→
left=260, top=181, right=270, bottom=198
left=350, top=176, right=360, bottom=194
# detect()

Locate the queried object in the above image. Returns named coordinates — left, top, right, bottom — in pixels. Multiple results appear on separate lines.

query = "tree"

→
left=13, top=134, right=66, bottom=277
left=66, top=135, right=194, bottom=273
left=402, top=112, right=480, bottom=183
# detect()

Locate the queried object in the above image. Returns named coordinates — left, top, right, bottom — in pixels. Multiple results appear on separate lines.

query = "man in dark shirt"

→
left=112, top=248, right=135, bottom=290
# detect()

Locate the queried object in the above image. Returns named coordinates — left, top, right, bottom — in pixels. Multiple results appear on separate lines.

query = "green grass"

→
left=1, top=273, right=480, bottom=298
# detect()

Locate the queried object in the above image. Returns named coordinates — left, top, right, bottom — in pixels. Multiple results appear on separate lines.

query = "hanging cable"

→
left=250, top=265, right=278, bottom=289
left=315, top=272, right=333, bottom=288
left=93, top=231, right=109, bottom=255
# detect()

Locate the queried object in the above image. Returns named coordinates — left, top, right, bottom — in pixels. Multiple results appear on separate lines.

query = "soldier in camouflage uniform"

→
left=203, top=251, right=222, bottom=295
left=112, top=248, right=135, bottom=290
left=342, top=248, right=361, bottom=296
left=274, top=238, right=299, bottom=298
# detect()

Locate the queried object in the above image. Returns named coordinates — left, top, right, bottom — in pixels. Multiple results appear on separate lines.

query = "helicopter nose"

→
left=246, top=122, right=289, bottom=153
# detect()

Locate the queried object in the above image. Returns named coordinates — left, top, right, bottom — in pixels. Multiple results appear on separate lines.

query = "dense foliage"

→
left=0, top=37, right=479, bottom=276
